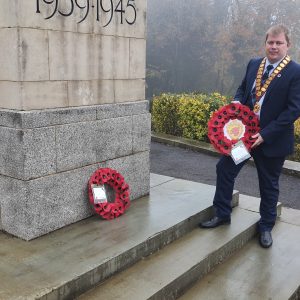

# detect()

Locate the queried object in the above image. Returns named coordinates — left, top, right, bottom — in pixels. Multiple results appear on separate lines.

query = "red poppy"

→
left=227, top=103, right=240, bottom=115
left=216, top=139, right=231, bottom=155
left=208, top=118, right=224, bottom=128
left=239, top=105, right=251, bottom=117
left=218, top=106, right=231, bottom=118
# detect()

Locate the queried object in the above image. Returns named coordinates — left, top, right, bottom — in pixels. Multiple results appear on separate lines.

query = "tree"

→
left=147, top=0, right=300, bottom=98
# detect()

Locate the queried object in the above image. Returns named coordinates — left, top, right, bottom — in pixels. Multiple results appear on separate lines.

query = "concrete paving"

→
left=238, top=194, right=282, bottom=217
left=0, top=173, right=299, bottom=300
left=0, top=174, right=238, bottom=300
left=179, top=213, right=300, bottom=300
left=78, top=208, right=259, bottom=300
left=76, top=197, right=288, bottom=300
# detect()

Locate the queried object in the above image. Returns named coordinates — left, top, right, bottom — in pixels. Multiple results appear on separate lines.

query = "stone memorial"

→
left=0, top=0, right=149, bottom=240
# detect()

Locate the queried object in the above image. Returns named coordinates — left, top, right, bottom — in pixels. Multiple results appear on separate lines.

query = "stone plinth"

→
left=0, top=101, right=150, bottom=240
left=0, top=1, right=149, bottom=240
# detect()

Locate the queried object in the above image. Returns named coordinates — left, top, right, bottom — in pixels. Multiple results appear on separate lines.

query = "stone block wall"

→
left=0, top=0, right=149, bottom=240
left=0, top=101, right=150, bottom=240
left=0, top=0, right=146, bottom=110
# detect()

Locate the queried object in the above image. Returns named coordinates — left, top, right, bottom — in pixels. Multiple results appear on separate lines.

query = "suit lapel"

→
left=245, top=59, right=262, bottom=107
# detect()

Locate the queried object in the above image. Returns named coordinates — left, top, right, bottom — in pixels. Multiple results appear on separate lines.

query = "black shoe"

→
left=259, top=231, right=273, bottom=248
left=199, top=216, right=231, bottom=228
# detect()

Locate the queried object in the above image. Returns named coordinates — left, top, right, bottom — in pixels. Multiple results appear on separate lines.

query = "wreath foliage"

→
left=208, top=103, right=260, bottom=155
left=88, top=168, right=130, bottom=220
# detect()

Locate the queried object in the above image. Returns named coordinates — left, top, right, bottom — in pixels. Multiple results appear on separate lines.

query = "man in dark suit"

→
left=200, top=24, right=300, bottom=248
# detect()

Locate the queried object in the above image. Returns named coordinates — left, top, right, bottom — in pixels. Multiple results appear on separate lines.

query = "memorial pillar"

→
left=0, top=0, right=149, bottom=240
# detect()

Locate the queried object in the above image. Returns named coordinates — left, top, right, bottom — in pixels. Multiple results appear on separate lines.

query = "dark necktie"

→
left=261, top=64, right=274, bottom=85
left=251, top=64, right=274, bottom=105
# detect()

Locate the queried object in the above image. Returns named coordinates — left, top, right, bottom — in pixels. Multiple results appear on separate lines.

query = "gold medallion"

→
left=253, top=103, right=260, bottom=113
left=223, top=119, right=246, bottom=140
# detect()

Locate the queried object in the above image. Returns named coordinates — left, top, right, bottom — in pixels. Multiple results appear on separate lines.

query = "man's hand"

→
left=251, top=133, right=264, bottom=148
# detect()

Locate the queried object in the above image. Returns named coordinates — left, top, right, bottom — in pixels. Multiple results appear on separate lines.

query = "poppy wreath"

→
left=88, top=168, right=130, bottom=220
left=208, top=103, right=260, bottom=155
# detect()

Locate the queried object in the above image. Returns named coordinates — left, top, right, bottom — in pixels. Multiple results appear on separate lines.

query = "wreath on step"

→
left=88, top=168, right=130, bottom=220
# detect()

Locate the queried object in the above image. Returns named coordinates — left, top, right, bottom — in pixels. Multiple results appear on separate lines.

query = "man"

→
left=200, top=24, right=300, bottom=248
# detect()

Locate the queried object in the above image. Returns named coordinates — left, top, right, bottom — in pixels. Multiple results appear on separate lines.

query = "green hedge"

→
left=292, top=118, right=300, bottom=161
left=151, top=93, right=183, bottom=136
left=151, top=92, right=230, bottom=142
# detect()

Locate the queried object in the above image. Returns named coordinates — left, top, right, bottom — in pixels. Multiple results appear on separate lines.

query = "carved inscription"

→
left=36, top=0, right=137, bottom=25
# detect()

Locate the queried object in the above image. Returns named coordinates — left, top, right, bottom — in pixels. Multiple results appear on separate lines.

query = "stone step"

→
left=77, top=208, right=259, bottom=299
left=179, top=213, right=300, bottom=300
left=0, top=174, right=238, bottom=300
left=238, top=193, right=282, bottom=217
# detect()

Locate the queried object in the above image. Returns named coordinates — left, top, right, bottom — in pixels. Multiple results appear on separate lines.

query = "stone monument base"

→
left=0, top=101, right=150, bottom=240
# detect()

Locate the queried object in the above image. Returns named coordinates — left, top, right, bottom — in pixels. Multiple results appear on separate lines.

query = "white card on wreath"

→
left=230, top=140, right=251, bottom=165
left=92, top=184, right=108, bottom=204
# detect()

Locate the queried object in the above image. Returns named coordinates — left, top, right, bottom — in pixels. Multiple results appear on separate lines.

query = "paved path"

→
left=150, top=141, right=300, bottom=210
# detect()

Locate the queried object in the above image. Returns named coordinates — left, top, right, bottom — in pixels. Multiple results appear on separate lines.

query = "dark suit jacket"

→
left=234, top=58, right=300, bottom=157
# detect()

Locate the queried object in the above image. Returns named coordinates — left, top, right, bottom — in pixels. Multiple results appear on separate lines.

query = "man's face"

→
left=265, top=32, right=290, bottom=63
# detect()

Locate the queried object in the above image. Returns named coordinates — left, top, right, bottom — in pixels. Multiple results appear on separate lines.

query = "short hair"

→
left=265, top=24, right=291, bottom=46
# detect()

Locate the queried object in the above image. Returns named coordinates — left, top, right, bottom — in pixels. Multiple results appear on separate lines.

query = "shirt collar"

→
left=265, top=57, right=284, bottom=71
